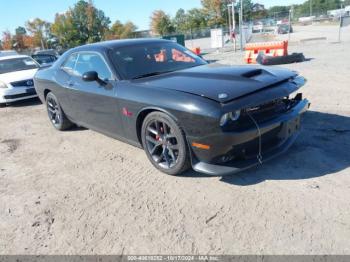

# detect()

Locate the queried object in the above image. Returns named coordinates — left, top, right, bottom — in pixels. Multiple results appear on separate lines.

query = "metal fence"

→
left=180, top=10, right=349, bottom=52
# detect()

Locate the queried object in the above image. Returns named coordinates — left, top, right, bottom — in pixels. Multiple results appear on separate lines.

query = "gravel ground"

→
left=1, top=27, right=350, bottom=255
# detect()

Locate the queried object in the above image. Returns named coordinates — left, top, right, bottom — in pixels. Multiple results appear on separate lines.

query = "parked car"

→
left=34, top=39, right=309, bottom=176
left=252, top=21, right=264, bottom=33
left=32, top=54, right=58, bottom=66
left=0, top=50, right=18, bottom=57
left=0, top=55, right=39, bottom=106
left=33, top=49, right=59, bottom=57
left=278, top=23, right=293, bottom=34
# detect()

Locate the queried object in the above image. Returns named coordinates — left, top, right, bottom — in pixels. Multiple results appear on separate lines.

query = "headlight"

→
left=220, top=113, right=230, bottom=126
left=220, top=110, right=241, bottom=126
left=229, top=110, right=241, bottom=121
left=0, top=81, right=8, bottom=89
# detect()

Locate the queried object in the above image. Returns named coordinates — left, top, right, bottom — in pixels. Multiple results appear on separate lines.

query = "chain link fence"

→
left=171, top=10, right=349, bottom=52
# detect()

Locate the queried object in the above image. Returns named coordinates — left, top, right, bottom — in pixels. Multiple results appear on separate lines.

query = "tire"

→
left=141, top=111, right=191, bottom=176
left=45, top=92, right=73, bottom=131
left=0, top=103, right=6, bottom=108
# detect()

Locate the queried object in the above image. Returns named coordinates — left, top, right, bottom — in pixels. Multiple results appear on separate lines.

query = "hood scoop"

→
left=241, top=69, right=263, bottom=78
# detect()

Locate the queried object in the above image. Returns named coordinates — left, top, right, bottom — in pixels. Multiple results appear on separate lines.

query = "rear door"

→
left=66, top=52, right=124, bottom=137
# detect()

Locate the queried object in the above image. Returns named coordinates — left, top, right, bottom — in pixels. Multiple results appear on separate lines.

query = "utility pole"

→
left=227, top=1, right=236, bottom=51
left=239, top=0, right=243, bottom=51
left=338, top=3, right=343, bottom=42
left=228, top=3, right=232, bottom=35
left=232, top=1, right=236, bottom=32
left=227, top=2, right=236, bottom=34
left=288, top=8, right=292, bottom=41
left=232, top=1, right=236, bottom=51
left=310, top=0, right=312, bottom=16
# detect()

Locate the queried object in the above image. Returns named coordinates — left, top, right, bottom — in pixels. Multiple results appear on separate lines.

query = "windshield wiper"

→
left=132, top=70, right=175, bottom=80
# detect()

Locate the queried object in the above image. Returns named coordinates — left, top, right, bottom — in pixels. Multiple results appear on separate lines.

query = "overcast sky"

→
left=0, top=0, right=305, bottom=34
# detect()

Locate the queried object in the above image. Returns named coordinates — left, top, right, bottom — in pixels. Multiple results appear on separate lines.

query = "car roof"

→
left=0, top=54, right=30, bottom=61
left=70, top=38, right=172, bottom=52
left=0, top=50, right=18, bottom=53
left=0, top=50, right=19, bottom=57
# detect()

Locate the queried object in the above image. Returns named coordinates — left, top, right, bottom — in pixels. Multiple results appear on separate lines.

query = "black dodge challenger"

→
left=34, top=39, right=309, bottom=176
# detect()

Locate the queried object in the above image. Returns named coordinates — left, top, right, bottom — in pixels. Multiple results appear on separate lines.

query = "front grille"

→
left=222, top=98, right=298, bottom=132
left=243, top=98, right=288, bottom=122
left=10, top=79, right=34, bottom=87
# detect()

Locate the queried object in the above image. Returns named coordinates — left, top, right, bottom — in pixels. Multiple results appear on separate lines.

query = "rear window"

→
left=0, top=57, right=38, bottom=74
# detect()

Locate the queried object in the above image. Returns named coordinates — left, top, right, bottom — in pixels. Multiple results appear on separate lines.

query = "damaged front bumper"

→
left=190, top=98, right=310, bottom=176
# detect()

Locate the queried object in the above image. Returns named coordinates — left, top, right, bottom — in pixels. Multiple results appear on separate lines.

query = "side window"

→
left=62, top=53, right=77, bottom=73
left=171, top=48, right=195, bottom=63
left=75, top=53, right=112, bottom=80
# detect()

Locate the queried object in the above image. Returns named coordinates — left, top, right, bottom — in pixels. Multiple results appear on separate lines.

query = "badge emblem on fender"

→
left=218, top=93, right=228, bottom=99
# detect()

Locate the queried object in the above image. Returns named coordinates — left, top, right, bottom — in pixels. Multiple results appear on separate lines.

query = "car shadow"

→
left=304, top=57, right=314, bottom=62
left=205, top=59, right=219, bottom=64
left=69, top=126, right=88, bottom=132
left=182, top=111, right=350, bottom=185
left=5, top=97, right=42, bottom=107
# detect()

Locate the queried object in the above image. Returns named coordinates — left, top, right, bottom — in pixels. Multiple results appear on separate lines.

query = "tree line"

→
left=0, top=0, right=137, bottom=52
left=1, top=0, right=349, bottom=51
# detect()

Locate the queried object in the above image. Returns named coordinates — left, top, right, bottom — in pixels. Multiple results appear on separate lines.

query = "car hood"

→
left=136, top=64, right=297, bottom=103
left=0, top=68, right=38, bottom=84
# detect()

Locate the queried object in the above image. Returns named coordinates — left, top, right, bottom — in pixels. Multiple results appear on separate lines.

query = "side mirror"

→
left=82, top=71, right=99, bottom=82
left=82, top=71, right=108, bottom=86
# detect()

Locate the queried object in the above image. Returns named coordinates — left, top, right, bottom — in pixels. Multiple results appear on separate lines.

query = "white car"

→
left=0, top=55, right=39, bottom=106
left=0, top=50, right=19, bottom=57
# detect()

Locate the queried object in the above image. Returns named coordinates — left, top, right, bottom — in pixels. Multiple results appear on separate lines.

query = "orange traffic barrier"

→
left=191, top=47, right=201, bottom=55
left=244, top=41, right=288, bottom=64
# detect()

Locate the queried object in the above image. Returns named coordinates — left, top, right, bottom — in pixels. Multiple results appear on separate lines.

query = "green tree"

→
left=15, top=26, right=27, bottom=36
left=51, top=12, right=78, bottom=48
left=235, top=0, right=254, bottom=22
left=13, top=26, right=27, bottom=50
left=25, top=18, right=51, bottom=49
left=1, top=31, right=13, bottom=50
left=122, top=22, right=138, bottom=38
left=173, top=8, right=188, bottom=33
left=51, top=0, right=110, bottom=48
left=201, top=0, right=231, bottom=27
left=187, top=8, right=208, bottom=30
left=293, top=0, right=341, bottom=17
left=107, top=20, right=137, bottom=39
left=150, top=10, right=175, bottom=35
left=268, top=6, right=290, bottom=19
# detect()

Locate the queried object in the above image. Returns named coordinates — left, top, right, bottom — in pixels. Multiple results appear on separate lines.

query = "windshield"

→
left=0, top=57, right=38, bottom=74
left=32, top=54, right=57, bottom=65
left=111, top=42, right=207, bottom=80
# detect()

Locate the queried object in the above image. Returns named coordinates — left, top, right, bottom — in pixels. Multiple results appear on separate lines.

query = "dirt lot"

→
left=1, top=27, right=350, bottom=254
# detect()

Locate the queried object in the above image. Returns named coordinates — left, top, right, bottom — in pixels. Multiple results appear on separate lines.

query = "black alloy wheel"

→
left=46, top=92, right=73, bottom=130
left=141, top=112, right=190, bottom=175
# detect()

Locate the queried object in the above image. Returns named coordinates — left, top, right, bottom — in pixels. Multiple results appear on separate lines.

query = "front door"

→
left=67, top=52, right=124, bottom=137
